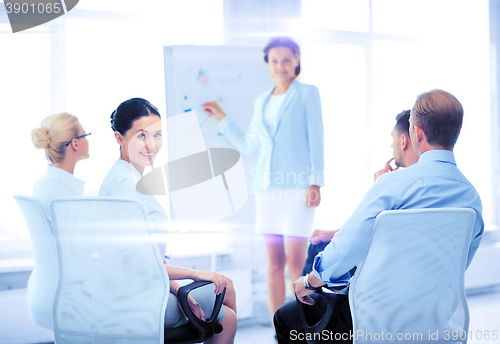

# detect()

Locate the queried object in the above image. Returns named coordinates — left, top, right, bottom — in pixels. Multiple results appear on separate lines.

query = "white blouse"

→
left=263, top=92, right=287, bottom=137
left=99, top=160, right=168, bottom=259
left=32, top=165, right=85, bottom=225
left=30, top=164, right=85, bottom=331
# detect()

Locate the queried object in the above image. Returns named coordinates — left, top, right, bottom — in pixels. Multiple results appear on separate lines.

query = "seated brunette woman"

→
left=99, top=98, right=236, bottom=344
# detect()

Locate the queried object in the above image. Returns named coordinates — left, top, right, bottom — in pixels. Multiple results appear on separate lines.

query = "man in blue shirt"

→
left=274, top=89, right=484, bottom=343
left=302, top=109, right=420, bottom=275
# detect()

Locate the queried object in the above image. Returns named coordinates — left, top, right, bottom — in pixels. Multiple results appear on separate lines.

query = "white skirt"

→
left=255, top=188, right=316, bottom=238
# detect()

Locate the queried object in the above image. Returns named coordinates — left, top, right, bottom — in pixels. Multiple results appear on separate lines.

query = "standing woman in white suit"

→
left=203, top=37, right=324, bottom=322
left=30, top=113, right=90, bottom=330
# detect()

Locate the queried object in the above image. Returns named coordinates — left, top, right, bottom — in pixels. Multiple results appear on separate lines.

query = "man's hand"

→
left=294, top=273, right=326, bottom=305
left=293, top=276, right=316, bottom=305
left=310, top=229, right=339, bottom=245
left=306, top=185, right=321, bottom=207
left=374, top=158, right=398, bottom=181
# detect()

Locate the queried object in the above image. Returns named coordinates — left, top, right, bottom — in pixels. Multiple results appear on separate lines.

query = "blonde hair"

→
left=31, top=113, right=80, bottom=164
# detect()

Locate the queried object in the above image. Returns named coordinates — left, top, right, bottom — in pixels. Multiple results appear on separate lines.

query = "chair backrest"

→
left=14, top=195, right=58, bottom=331
left=50, top=197, right=170, bottom=344
left=349, top=208, right=475, bottom=344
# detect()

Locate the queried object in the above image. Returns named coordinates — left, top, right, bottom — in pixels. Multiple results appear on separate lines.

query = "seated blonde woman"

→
left=99, top=98, right=237, bottom=344
left=30, top=113, right=90, bottom=330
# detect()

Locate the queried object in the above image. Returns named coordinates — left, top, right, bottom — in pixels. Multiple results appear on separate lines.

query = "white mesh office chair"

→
left=14, top=195, right=58, bottom=331
left=349, top=208, right=475, bottom=344
left=49, top=197, right=225, bottom=344
left=50, top=197, right=170, bottom=344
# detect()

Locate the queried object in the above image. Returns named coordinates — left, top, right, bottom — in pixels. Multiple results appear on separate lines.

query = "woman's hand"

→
left=202, top=101, right=226, bottom=120
left=178, top=294, right=206, bottom=321
left=192, top=271, right=227, bottom=295
left=306, top=185, right=321, bottom=207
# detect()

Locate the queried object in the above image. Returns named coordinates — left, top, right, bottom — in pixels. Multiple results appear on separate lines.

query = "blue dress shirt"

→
left=312, top=149, right=484, bottom=285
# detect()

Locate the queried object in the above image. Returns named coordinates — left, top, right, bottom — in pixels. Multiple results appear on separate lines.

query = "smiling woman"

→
left=98, top=97, right=237, bottom=343
left=112, top=100, right=163, bottom=175
left=100, top=98, right=167, bottom=253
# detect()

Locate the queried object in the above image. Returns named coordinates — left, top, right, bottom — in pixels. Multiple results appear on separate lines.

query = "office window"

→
left=371, top=10, right=491, bottom=226
left=0, top=0, right=226, bottom=264
left=301, top=0, right=492, bottom=229
left=65, top=18, right=169, bottom=195
left=163, top=0, right=224, bottom=46
left=64, top=0, right=224, bottom=196
left=301, top=43, right=368, bottom=228
left=0, top=23, right=51, bottom=256
left=372, top=0, right=441, bottom=36
left=302, top=0, right=370, bottom=32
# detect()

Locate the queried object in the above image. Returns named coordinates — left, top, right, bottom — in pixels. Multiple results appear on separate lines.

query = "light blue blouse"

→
left=312, top=150, right=484, bottom=285
left=217, top=79, right=324, bottom=191
left=99, top=160, right=168, bottom=259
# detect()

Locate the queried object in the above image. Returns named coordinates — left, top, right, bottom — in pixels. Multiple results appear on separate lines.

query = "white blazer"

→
left=30, top=165, right=85, bottom=330
left=217, top=79, right=324, bottom=191
left=32, top=165, right=85, bottom=224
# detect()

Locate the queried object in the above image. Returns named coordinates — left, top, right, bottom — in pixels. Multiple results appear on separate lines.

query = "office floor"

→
left=234, top=287, right=500, bottom=344
left=1, top=286, right=498, bottom=344
left=466, top=287, right=500, bottom=344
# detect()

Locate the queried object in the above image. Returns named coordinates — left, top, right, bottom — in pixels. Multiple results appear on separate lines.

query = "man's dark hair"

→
left=411, top=89, right=463, bottom=149
left=394, top=110, right=411, bottom=136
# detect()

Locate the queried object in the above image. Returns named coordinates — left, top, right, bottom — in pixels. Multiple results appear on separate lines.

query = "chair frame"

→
left=165, top=281, right=226, bottom=344
left=13, top=195, right=58, bottom=331
left=349, top=208, right=474, bottom=344
left=49, top=196, right=225, bottom=344
left=295, top=208, right=475, bottom=344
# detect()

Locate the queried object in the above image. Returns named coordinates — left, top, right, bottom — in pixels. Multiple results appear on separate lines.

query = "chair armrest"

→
left=177, top=280, right=226, bottom=339
left=295, top=288, right=337, bottom=344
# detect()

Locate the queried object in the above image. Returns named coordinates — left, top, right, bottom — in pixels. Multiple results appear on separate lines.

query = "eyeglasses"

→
left=65, top=132, right=91, bottom=146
